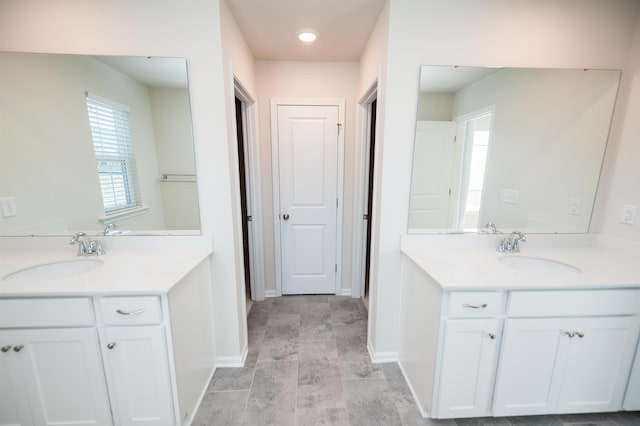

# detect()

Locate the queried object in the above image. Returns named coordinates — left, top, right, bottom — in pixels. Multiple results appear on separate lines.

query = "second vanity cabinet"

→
left=398, top=255, right=640, bottom=420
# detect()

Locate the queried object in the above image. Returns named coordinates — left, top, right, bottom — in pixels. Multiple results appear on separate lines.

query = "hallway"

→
left=193, top=296, right=640, bottom=425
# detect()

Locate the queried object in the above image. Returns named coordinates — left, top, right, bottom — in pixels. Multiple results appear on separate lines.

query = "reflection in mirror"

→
left=0, top=52, right=200, bottom=236
left=408, top=66, right=620, bottom=234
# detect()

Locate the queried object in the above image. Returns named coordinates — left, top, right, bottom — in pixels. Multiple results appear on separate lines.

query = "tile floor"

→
left=193, top=295, right=640, bottom=426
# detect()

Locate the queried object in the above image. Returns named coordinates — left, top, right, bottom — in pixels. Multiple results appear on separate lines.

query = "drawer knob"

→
left=563, top=331, right=575, bottom=338
left=487, top=333, right=496, bottom=340
left=13, top=345, right=24, bottom=352
left=116, top=308, right=145, bottom=316
left=576, top=331, right=585, bottom=338
left=1, top=345, right=12, bottom=353
left=107, top=342, right=117, bottom=350
left=462, top=303, right=488, bottom=309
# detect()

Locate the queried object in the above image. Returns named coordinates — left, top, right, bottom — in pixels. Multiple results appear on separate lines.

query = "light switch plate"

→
left=569, top=198, right=581, bottom=216
left=0, top=196, right=17, bottom=218
left=500, top=189, right=519, bottom=204
left=621, top=205, right=638, bottom=225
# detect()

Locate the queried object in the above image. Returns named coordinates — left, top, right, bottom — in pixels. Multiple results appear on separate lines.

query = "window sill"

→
left=99, top=206, right=151, bottom=224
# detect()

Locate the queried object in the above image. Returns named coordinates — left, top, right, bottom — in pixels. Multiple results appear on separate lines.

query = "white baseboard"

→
left=216, top=343, right=248, bottom=368
left=340, top=288, right=352, bottom=296
left=366, top=341, right=398, bottom=364
left=398, top=360, right=431, bottom=419
left=264, top=289, right=278, bottom=298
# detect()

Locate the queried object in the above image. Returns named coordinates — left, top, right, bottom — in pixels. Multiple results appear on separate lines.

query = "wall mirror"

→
left=408, top=65, right=621, bottom=234
left=0, top=52, right=200, bottom=237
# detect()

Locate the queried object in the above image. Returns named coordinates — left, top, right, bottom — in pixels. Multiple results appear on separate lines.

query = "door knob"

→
left=13, top=345, right=24, bottom=352
left=283, top=213, right=290, bottom=220
left=107, top=342, right=117, bottom=350
left=1, top=345, right=12, bottom=353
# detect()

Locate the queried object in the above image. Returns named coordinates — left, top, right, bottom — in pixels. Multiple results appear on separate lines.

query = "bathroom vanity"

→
left=399, top=241, right=640, bottom=419
left=0, top=250, right=215, bottom=426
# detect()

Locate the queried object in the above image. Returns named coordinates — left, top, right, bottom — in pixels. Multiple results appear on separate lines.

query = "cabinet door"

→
left=557, top=316, right=640, bottom=414
left=493, top=318, right=569, bottom=416
left=624, top=338, right=640, bottom=410
left=7, top=328, right=112, bottom=426
left=436, top=319, right=502, bottom=418
left=102, top=325, right=175, bottom=426
left=0, top=332, right=33, bottom=426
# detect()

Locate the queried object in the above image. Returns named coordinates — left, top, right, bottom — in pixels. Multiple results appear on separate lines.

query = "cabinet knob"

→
left=107, top=342, right=117, bottom=350
left=563, top=331, right=575, bottom=338
left=487, top=333, right=496, bottom=340
left=1, top=345, right=12, bottom=353
left=576, top=331, right=584, bottom=338
left=13, top=345, right=24, bottom=352
left=462, top=303, right=488, bottom=309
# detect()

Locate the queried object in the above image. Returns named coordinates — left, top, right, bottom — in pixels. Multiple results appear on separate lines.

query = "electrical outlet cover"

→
left=621, top=205, right=638, bottom=225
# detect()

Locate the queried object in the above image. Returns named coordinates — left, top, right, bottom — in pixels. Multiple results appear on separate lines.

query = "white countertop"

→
left=402, top=246, right=640, bottom=290
left=0, top=249, right=213, bottom=296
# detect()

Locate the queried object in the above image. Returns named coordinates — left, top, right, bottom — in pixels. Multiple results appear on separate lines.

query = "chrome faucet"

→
left=497, top=230, right=526, bottom=253
left=70, top=232, right=105, bottom=256
left=103, top=223, right=117, bottom=235
left=485, top=222, right=498, bottom=234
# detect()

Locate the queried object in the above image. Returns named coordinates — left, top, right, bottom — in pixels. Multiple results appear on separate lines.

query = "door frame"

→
left=351, top=79, right=379, bottom=298
left=233, top=76, right=266, bottom=301
left=270, top=98, right=346, bottom=296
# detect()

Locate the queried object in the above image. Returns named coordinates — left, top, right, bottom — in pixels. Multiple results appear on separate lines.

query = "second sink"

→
left=498, top=255, right=582, bottom=274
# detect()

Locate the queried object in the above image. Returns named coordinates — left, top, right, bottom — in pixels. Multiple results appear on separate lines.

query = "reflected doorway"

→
left=456, top=108, right=494, bottom=230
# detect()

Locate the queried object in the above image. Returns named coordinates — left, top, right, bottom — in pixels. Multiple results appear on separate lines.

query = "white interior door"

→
left=276, top=104, right=340, bottom=295
left=409, top=121, right=457, bottom=230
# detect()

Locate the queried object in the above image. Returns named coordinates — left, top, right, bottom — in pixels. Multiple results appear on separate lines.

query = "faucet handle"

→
left=90, top=240, right=105, bottom=256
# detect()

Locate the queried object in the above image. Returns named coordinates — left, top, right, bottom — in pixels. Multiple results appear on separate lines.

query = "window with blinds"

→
left=85, top=93, right=141, bottom=214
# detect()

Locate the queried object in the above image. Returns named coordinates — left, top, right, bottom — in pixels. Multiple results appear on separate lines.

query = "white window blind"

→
left=85, top=93, right=141, bottom=213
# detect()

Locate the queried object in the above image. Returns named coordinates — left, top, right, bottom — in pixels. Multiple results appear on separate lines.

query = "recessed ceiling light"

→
left=296, top=29, right=318, bottom=43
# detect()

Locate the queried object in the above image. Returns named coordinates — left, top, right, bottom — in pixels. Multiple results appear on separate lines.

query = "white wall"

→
left=416, top=93, right=453, bottom=121
left=358, top=1, right=389, bottom=354
left=149, top=87, right=200, bottom=230
left=219, top=0, right=257, bottom=362
left=0, top=0, right=244, bottom=361
left=369, top=0, right=639, bottom=356
left=0, top=53, right=167, bottom=235
left=254, top=60, right=360, bottom=295
left=593, top=10, right=640, bottom=240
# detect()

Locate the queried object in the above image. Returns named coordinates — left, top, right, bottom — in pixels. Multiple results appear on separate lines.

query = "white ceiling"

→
left=419, top=66, right=499, bottom=93
left=225, top=0, right=386, bottom=61
left=93, top=56, right=188, bottom=88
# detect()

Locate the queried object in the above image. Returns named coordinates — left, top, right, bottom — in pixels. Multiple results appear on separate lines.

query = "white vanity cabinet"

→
left=493, top=316, right=640, bottom=416
left=99, top=296, right=175, bottom=426
left=0, top=298, right=112, bottom=426
left=624, top=340, right=640, bottom=410
left=399, top=254, right=640, bottom=420
left=398, top=258, right=505, bottom=419
left=436, top=317, right=503, bottom=418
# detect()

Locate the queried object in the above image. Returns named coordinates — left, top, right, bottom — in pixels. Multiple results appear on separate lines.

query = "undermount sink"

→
left=497, top=255, right=582, bottom=274
left=2, top=258, right=104, bottom=282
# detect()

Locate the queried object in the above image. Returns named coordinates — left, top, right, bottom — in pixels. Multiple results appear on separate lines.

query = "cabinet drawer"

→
left=99, top=296, right=162, bottom=325
left=447, top=291, right=505, bottom=318
left=507, top=289, right=640, bottom=317
left=0, top=297, right=94, bottom=328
